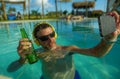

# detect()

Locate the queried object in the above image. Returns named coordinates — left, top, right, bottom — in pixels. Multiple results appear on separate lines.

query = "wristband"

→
left=103, top=37, right=117, bottom=44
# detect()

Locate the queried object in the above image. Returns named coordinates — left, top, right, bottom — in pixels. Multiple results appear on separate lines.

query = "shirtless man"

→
left=17, top=11, right=120, bottom=79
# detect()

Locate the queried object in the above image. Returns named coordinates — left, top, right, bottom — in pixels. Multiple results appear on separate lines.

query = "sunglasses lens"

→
left=50, top=32, right=55, bottom=37
left=39, top=36, right=48, bottom=41
left=38, top=32, right=55, bottom=41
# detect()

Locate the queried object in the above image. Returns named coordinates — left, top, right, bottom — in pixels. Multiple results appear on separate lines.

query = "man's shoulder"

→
left=61, top=45, right=77, bottom=55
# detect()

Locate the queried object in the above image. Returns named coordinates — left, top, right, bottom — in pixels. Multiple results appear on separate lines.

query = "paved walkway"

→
left=0, top=19, right=57, bottom=24
left=0, top=18, right=97, bottom=24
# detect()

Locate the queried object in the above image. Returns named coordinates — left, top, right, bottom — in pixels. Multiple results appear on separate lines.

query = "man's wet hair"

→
left=33, top=23, right=52, bottom=39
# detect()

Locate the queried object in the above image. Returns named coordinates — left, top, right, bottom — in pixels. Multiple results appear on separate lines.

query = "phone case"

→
left=98, top=15, right=116, bottom=37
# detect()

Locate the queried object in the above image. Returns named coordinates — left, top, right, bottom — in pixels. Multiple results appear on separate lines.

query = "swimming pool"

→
left=0, top=19, right=120, bottom=79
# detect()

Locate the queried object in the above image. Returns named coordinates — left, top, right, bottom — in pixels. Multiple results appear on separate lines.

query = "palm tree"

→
left=41, top=0, right=44, bottom=18
left=107, top=0, right=119, bottom=12
left=1, top=0, right=7, bottom=20
left=28, top=0, right=30, bottom=19
left=55, top=0, right=72, bottom=17
left=8, top=7, right=16, bottom=13
left=55, top=0, right=58, bottom=17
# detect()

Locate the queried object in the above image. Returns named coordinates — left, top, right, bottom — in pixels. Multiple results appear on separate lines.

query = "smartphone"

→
left=98, top=14, right=116, bottom=37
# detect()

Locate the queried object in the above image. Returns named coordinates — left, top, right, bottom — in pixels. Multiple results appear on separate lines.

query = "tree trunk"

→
left=2, top=0, right=7, bottom=20
left=42, top=0, right=44, bottom=19
left=55, top=0, right=58, bottom=17
left=28, top=0, right=30, bottom=19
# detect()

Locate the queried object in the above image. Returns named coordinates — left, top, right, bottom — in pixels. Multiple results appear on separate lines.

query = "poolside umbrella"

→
left=72, top=1, right=95, bottom=9
left=72, top=1, right=95, bottom=16
left=0, top=0, right=26, bottom=20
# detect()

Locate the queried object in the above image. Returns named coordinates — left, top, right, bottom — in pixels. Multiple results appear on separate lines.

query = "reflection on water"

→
left=72, top=19, right=97, bottom=32
left=0, top=20, right=120, bottom=79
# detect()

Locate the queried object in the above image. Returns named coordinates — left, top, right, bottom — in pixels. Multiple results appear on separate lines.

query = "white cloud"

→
left=6, top=0, right=53, bottom=9
left=4, top=0, right=54, bottom=12
left=33, top=0, right=53, bottom=9
left=8, top=0, right=24, bottom=1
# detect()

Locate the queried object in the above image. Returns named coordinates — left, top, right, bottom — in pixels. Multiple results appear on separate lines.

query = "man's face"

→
left=36, top=27, right=56, bottom=50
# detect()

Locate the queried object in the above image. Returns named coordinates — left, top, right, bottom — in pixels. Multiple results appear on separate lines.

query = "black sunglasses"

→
left=37, top=31, right=55, bottom=41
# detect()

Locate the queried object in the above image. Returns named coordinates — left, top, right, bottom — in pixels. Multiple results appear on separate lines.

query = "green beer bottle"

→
left=20, top=28, right=38, bottom=64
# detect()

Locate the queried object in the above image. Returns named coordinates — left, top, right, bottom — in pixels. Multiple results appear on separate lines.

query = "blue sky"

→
left=1, top=0, right=108, bottom=14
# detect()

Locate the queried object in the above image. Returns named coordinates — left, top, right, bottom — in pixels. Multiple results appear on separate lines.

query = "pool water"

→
left=0, top=19, right=120, bottom=79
